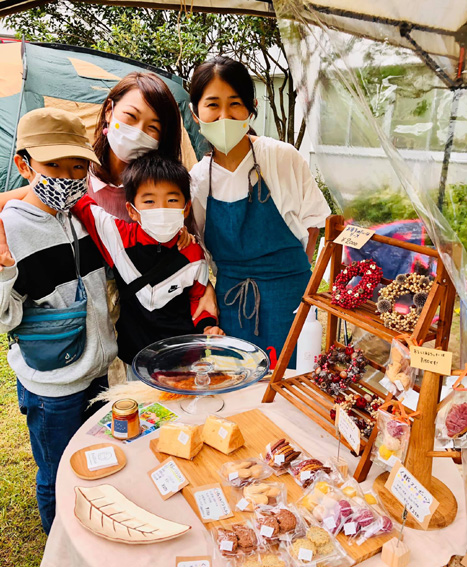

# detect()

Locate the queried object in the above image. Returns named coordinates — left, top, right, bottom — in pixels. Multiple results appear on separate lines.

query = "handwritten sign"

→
left=334, top=225, right=375, bottom=250
left=176, top=557, right=211, bottom=567
left=336, top=406, right=361, bottom=454
left=193, top=483, right=233, bottom=523
left=384, top=460, right=439, bottom=529
left=148, top=458, right=188, bottom=500
left=410, top=346, right=452, bottom=376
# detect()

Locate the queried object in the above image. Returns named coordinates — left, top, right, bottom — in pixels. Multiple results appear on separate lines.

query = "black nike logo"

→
left=168, top=285, right=179, bottom=293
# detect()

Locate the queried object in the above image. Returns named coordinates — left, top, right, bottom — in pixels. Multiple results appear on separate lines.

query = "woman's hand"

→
left=177, top=226, right=196, bottom=250
left=193, top=282, right=219, bottom=320
left=203, top=325, right=225, bottom=336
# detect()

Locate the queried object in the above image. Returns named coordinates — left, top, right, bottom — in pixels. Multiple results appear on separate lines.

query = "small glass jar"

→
left=111, top=399, right=140, bottom=440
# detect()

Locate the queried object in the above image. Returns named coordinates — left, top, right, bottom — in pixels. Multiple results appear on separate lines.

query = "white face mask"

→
left=192, top=104, right=250, bottom=155
left=107, top=115, right=159, bottom=163
left=132, top=205, right=185, bottom=243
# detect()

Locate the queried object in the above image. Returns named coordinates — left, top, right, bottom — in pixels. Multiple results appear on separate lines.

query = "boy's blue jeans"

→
left=17, top=376, right=108, bottom=535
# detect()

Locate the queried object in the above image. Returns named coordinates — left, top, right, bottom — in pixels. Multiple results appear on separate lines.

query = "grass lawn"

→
left=0, top=335, right=47, bottom=567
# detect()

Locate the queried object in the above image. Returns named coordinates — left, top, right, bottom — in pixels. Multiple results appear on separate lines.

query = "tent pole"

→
left=4, top=38, right=28, bottom=193
left=437, top=88, right=461, bottom=210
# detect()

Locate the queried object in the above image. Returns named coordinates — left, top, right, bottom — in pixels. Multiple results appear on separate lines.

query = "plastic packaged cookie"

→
left=435, top=373, right=467, bottom=448
left=220, top=458, right=274, bottom=488
left=255, top=503, right=305, bottom=545
left=290, top=456, right=333, bottom=488
left=380, top=338, right=416, bottom=399
left=238, top=549, right=289, bottom=567
left=264, top=438, right=302, bottom=475
left=212, top=520, right=259, bottom=560
left=235, top=482, right=287, bottom=512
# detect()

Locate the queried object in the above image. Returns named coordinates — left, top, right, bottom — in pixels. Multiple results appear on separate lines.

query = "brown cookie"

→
left=217, top=528, right=238, bottom=556
left=232, top=524, right=257, bottom=551
left=258, top=516, right=280, bottom=539
left=270, top=438, right=286, bottom=452
left=317, top=540, right=336, bottom=556
left=306, top=526, right=330, bottom=546
left=274, top=509, right=297, bottom=533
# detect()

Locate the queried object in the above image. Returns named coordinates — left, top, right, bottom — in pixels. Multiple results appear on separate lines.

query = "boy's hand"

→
left=193, top=282, right=219, bottom=320
left=0, top=248, right=15, bottom=271
left=177, top=226, right=196, bottom=250
left=203, top=325, right=225, bottom=336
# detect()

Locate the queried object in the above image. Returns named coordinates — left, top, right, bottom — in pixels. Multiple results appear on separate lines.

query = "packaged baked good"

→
left=157, top=422, right=203, bottom=460
left=220, top=458, right=273, bottom=488
left=203, top=415, right=245, bottom=454
left=238, top=550, right=288, bottom=567
left=255, top=504, right=305, bottom=544
left=235, top=482, right=287, bottom=512
left=371, top=404, right=412, bottom=471
left=264, top=438, right=301, bottom=475
left=436, top=374, right=467, bottom=448
left=290, top=457, right=332, bottom=488
left=380, top=338, right=416, bottom=399
left=212, top=520, right=259, bottom=560
left=283, top=519, right=345, bottom=566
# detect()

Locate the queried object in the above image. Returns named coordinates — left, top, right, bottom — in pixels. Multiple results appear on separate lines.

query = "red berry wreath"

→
left=331, top=259, right=383, bottom=309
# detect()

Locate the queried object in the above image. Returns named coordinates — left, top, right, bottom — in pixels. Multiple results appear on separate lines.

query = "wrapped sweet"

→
left=371, top=405, right=412, bottom=471
left=436, top=376, right=467, bottom=448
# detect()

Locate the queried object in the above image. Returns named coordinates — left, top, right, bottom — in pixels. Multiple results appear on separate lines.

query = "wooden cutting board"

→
left=150, top=408, right=393, bottom=564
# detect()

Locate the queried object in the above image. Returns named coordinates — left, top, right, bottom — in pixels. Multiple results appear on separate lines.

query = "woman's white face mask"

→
left=190, top=104, right=250, bottom=155
left=107, top=115, right=159, bottom=163
left=131, top=205, right=185, bottom=243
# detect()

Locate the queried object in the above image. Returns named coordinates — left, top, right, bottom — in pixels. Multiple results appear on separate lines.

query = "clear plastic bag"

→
left=219, top=458, right=274, bottom=488
left=234, top=482, right=287, bottom=512
left=263, top=438, right=302, bottom=475
left=380, top=337, right=416, bottom=399
left=237, top=549, right=290, bottom=567
left=290, top=456, right=343, bottom=489
left=211, top=520, right=261, bottom=561
left=436, top=372, right=467, bottom=448
left=255, top=503, right=306, bottom=545
left=371, top=404, right=412, bottom=471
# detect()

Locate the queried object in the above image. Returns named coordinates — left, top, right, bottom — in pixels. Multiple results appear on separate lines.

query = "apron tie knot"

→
left=248, top=162, right=271, bottom=204
left=224, top=278, right=261, bottom=336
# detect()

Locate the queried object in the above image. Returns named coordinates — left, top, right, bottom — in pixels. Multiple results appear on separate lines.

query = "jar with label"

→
left=111, top=399, right=140, bottom=440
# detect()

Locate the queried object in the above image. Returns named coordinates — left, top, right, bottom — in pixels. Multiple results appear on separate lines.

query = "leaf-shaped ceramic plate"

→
left=74, top=484, right=191, bottom=544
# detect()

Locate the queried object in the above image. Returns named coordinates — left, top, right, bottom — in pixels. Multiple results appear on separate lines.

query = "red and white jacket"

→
left=73, top=195, right=216, bottom=364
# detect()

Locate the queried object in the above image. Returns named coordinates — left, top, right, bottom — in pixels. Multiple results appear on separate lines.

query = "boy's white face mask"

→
left=107, top=115, right=159, bottom=163
left=190, top=104, right=250, bottom=155
left=131, top=205, right=185, bottom=243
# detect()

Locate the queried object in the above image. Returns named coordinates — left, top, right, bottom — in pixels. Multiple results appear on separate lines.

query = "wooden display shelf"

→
left=150, top=409, right=395, bottom=564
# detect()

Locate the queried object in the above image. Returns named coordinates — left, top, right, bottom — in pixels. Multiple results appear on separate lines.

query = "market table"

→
left=41, top=380, right=467, bottom=567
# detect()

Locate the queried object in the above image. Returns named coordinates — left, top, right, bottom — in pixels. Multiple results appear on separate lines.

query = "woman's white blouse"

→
left=190, top=136, right=331, bottom=249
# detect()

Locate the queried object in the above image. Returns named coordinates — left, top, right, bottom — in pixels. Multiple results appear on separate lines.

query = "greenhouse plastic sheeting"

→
left=273, top=0, right=467, bottom=362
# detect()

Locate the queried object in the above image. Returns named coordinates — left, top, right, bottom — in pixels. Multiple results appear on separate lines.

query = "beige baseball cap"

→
left=16, top=107, right=100, bottom=164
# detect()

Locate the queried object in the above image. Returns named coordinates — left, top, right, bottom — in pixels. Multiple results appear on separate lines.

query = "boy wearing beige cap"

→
left=0, top=108, right=117, bottom=534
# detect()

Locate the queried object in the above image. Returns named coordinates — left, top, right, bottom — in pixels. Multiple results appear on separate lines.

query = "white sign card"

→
left=193, top=483, right=233, bottom=523
left=176, top=556, right=212, bottom=567
left=336, top=406, right=361, bottom=454
left=148, top=458, right=188, bottom=500
left=410, top=346, right=453, bottom=376
left=85, top=446, right=118, bottom=471
left=334, top=225, right=375, bottom=249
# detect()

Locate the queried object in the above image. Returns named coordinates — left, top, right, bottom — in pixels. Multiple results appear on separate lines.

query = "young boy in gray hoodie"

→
left=0, top=108, right=117, bottom=534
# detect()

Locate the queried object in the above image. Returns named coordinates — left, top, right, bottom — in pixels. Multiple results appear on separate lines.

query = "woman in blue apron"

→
left=190, top=57, right=330, bottom=366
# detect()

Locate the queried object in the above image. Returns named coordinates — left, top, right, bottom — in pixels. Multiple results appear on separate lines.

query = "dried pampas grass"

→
left=91, top=382, right=187, bottom=406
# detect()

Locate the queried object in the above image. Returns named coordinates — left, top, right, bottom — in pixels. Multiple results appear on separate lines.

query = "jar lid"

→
left=112, top=398, right=138, bottom=416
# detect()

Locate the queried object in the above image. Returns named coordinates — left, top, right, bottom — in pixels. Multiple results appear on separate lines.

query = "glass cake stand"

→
left=132, top=334, right=270, bottom=414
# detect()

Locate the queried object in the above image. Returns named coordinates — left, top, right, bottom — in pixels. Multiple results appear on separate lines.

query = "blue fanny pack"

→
left=9, top=215, right=88, bottom=372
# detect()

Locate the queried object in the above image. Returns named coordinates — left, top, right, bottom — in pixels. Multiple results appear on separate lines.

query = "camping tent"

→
left=0, top=40, right=206, bottom=191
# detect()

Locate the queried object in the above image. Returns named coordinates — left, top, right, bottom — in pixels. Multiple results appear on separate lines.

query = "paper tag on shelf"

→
left=336, top=406, right=361, bottom=454
left=218, top=427, right=228, bottom=439
left=219, top=540, right=233, bottom=552
left=260, top=525, right=274, bottom=537
left=176, top=557, right=212, bottom=567
left=379, top=377, right=393, bottom=393
left=298, top=547, right=314, bottom=561
left=344, top=522, right=357, bottom=536
left=228, top=472, right=239, bottom=481
left=178, top=431, right=189, bottom=445
left=274, top=454, right=285, bottom=465
left=85, top=446, right=118, bottom=471
left=333, top=225, right=374, bottom=249
left=300, top=470, right=312, bottom=482
left=323, top=516, right=337, bottom=530
left=410, top=346, right=452, bottom=376
left=237, top=498, right=249, bottom=511
left=395, top=379, right=405, bottom=391
left=193, top=483, right=233, bottom=523
left=148, top=458, right=188, bottom=500
left=385, top=460, right=439, bottom=529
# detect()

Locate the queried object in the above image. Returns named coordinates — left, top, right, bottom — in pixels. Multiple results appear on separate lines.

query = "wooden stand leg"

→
left=374, top=371, right=458, bottom=530
left=381, top=537, right=410, bottom=567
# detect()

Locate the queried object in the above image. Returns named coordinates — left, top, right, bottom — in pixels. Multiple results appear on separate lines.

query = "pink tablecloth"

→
left=41, top=381, right=467, bottom=567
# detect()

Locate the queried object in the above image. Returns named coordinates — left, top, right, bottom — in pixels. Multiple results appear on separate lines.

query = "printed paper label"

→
left=337, top=406, right=361, bottom=454
left=219, top=540, right=233, bottom=551
left=300, top=471, right=312, bottom=482
left=194, top=485, right=232, bottom=522
left=344, top=522, right=357, bottom=536
left=333, top=225, right=374, bottom=249
left=237, top=498, right=249, bottom=511
left=323, top=516, right=337, bottom=530
left=150, top=459, right=187, bottom=497
left=260, top=525, right=274, bottom=537
left=298, top=548, right=314, bottom=561
left=395, top=379, right=405, bottom=391
left=274, top=454, right=285, bottom=465
left=112, top=419, right=128, bottom=438
left=176, top=557, right=211, bottom=567
left=228, top=471, right=239, bottom=481
left=178, top=431, right=189, bottom=445
left=410, top=346, right=452, bottom=376
left=85, top=446, right=118, bottom=470
left=218, top=427, right=228, bottom=439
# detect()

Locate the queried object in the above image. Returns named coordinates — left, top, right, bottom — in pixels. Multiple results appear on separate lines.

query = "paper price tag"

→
left=149, top=458, right=188, bottom=500
left=218, top=427, right=228, bottom=439
left=344, top=522, right=357, bottom=536
left=228, top=471, right=239, bottom=481
left=333, top=225, right=374, bottom=249
left=298, top=547, right=314, bottom=561
left=336, top=406, right=361, bottom=454
left=193, top=483, right=233, bottom=523
left=219, top=540, right=233, bottom=551
left=300, top=470, right=312, bottom=482
left=85, top=446, right=118, bottom=471
left=260, top=525, right=274, bottom=537
left=237, top=498, right=250, bottom=511
left=395, top=379, right=405, bottom=391
left=274, top=454, right=285, bottom=465
left=178, top=431, right=189, bottom=445
left=385, top=461, right=439, bottom=529
left=410, top=346, right=452, bottom=376
left=323, top=516, right=337, bottom=530
left=176, top=557, right=212, bottom=567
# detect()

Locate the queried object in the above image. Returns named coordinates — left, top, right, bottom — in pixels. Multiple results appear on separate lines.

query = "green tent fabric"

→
left=0, top=41, right=208, bottom=191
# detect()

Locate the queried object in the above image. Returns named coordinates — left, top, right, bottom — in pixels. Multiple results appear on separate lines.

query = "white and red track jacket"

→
left=73, top=195, right=217, bottom=364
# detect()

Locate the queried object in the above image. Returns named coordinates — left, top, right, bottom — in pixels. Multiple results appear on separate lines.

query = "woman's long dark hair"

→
left=92, top=72, right=182, bottom=183
left=190, top=56, right=258, bottom=119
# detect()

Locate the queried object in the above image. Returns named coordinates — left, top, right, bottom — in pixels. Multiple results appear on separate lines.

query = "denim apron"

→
left=204, top=139, right=311, bottom=367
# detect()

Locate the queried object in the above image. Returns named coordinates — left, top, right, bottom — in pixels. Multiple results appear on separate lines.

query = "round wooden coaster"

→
left=70, top=443, right=126, bottom=480
left=373, top=472, right=458, bottom=530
